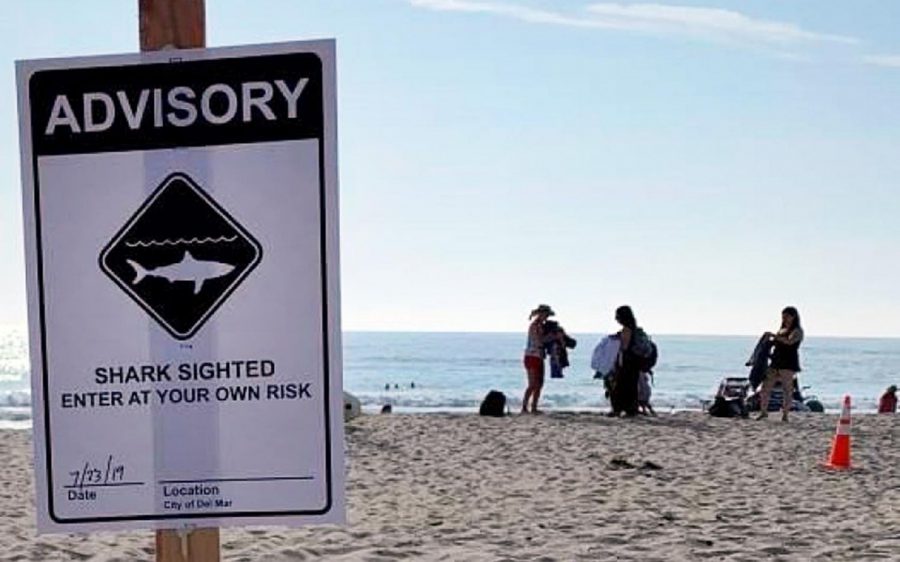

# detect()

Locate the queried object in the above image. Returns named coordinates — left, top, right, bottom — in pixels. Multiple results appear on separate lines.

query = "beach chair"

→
left=707, top=377, right=749, bottom=417
left=718, top=377, right=750, bottom=401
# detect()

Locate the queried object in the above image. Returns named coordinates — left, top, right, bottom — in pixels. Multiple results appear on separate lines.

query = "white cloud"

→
left=408, top=0, right=604, bottom=28
left=409, top=1, right=858, bottom=46
left=861, top=54, right=900, bottom=68
left=585, top=3, right=857, bottom=45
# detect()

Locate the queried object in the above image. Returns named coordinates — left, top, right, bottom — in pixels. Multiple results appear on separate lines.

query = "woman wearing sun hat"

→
left=523, top=304, right=556, bottom=414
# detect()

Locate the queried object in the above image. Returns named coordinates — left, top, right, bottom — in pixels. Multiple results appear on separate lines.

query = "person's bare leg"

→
left=531, top=384, right=543, bottom=413
left=522, top=367, right=535, bottom=413
left=757, top=369, right=776, bottom=419
left=522, top=384, right=533, bottom=413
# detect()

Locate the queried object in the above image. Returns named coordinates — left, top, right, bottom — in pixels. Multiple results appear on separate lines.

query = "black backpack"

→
left=479, top=390, right=507, bottom=417
left=631, top=328, right=658, bottom=372
left=642, top=340, right=659, bottom=372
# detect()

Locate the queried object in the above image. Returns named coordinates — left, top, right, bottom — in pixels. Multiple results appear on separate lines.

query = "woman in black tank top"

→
left=609, top=305, right=641, bottom=417
left=758, top=307, right=804, bottom=421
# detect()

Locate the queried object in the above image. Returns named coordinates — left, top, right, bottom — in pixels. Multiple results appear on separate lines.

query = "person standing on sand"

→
left=609, top=305, right=642, bottom=417
left=878, top=385, right=897, bottom=414
left=637, top=371, right=656, bottom=416
left=523, top=304, right=558, bottom=414
left=757, top=306, right=804, bottom=422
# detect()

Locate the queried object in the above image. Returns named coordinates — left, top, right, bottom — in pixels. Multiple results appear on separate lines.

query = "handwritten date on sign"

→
left=67, top=455, right=127, bottom=500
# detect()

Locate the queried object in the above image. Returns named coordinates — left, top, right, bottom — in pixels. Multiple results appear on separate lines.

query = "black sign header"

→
left=29, top=52, right=323, bottom=156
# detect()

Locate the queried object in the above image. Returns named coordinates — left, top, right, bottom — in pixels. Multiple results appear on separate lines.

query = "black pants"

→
left=611, top=360, right=640, bottom=416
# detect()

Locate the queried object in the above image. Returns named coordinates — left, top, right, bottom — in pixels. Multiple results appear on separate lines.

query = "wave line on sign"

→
left=124, top=236, right=239, bottom=248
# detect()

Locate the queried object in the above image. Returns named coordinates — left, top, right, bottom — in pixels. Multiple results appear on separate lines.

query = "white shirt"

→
left=638, top=372, right=652, bottom=403
left=591, top=335, right=621, bottom=375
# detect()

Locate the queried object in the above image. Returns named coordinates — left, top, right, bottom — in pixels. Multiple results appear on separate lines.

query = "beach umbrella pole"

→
left=138, top=2, right=220, bottom=561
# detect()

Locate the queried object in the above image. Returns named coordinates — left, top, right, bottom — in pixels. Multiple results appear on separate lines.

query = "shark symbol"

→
left=126, top=251, right=236, bottom=294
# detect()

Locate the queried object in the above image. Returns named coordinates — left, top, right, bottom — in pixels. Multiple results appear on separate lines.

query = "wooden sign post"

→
left=138, top=1, right=220, bottom=561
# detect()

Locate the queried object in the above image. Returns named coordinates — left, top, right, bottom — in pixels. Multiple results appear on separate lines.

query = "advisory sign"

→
left=16, top=41, right=344, bottom=532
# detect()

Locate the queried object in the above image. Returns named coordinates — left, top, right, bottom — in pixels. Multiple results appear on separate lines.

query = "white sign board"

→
left=16, top=41, right=344, bottom=533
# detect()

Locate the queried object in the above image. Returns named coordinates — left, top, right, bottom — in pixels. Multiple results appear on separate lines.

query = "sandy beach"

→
left=0, top=412, right=898, bottom=561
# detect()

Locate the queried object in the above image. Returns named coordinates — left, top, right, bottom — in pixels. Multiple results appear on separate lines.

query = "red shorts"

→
left=524, top=355, right=544, bottom=374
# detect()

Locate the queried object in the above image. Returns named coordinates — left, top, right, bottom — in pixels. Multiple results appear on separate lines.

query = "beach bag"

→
left=631, top=328, right=658, bottom=372
left=479, top=390, right=507, bottom=417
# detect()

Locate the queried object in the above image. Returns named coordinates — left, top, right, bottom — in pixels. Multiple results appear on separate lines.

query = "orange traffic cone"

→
left=824, top=395, right=852, bottom=470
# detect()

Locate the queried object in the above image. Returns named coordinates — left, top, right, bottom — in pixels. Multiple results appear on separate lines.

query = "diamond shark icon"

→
left=100, top=172, right=262, bottom=340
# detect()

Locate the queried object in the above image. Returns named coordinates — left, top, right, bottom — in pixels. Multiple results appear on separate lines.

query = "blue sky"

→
left=2, top=1, right=900, bottom=336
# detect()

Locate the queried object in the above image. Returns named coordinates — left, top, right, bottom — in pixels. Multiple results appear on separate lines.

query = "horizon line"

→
left=342, top=328, right=900, bottom=340
left=2, top=323, right=898, bottom=341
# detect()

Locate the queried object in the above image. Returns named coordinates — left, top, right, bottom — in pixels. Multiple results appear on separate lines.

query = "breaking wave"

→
left=0, top=407, right=31, bottom=422
left=352, top=391, right=868, bottom=413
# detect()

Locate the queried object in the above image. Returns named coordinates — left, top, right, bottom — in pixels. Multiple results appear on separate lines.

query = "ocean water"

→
left=1, top=326, right=897, bottom=426
left=344, top=331, right=898, bottom=413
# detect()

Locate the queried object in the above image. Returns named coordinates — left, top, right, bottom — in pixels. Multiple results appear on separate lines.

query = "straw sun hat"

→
left=531, top=304, right=555, bottom=317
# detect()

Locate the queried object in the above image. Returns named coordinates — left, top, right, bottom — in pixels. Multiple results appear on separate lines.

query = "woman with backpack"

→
left=609, top=305, right=645, bottom=417
left=757, top=306, right=804, bottom=422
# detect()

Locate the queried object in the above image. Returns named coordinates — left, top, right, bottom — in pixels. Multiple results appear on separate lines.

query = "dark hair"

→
left=615, top=305, right=637, bottom=330
left=781, top=306, right=801, bottom=331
